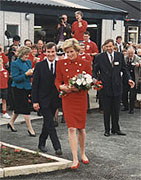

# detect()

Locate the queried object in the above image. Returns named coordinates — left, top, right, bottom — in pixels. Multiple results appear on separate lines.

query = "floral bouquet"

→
left=59, top=71, right=103, bottom=97
left=69, top=71, right=93, bottom=90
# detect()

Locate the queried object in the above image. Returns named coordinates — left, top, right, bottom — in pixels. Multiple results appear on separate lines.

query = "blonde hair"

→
left=17, top=46, right=31, bottom=58
left=62, top=38, right=80, bottom=52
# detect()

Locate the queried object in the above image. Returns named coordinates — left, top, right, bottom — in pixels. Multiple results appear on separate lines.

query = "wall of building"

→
left=101, top=19, right=125, bottom=45
left=0, top=11, right=34, bottom=47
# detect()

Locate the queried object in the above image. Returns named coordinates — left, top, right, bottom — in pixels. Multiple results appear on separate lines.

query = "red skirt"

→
left=62, top=90, right=87, bottom=129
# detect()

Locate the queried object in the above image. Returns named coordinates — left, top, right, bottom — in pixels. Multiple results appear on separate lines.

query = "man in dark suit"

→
left=32, top=42, right=62, bottom=154
left=93, top=39, right=134, bottom=137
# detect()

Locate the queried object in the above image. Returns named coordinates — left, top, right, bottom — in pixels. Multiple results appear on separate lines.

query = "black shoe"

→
left=55, top=149, right=62, bottom=155
left=104, top=132, right=110, bottom=137
left=54, top=120, right=58, bottom=127
left=7, top=123, right=17, bottom=132
left=121, top=107, right=129, bottom=111
left=112, top=131, right=126, bottom=136
left=28, top=130, right=36, bottom=137
left=129, top=110, right=134, bottom=114
left=38, top=145, right=47, bottom=153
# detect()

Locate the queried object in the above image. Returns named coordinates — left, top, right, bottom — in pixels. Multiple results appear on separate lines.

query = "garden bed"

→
left=0, top=142, right=72, bottom=178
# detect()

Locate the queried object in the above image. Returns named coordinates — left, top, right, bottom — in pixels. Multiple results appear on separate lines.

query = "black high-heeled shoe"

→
left=28, top=130, right=36, bottom=137
left=7, top=123, right=17, bottom=132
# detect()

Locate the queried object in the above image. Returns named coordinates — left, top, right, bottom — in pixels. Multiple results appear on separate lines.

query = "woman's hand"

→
left=25, top=69, right=33, bottom=76
left=69, top=86, right=79, bottom=92
left=59, top=84, right=72, bottom=93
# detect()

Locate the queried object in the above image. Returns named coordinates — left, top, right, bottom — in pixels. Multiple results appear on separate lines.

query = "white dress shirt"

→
left=46, top=59, right=56, bottom=74
left=107, top=51, right=114, bottom=63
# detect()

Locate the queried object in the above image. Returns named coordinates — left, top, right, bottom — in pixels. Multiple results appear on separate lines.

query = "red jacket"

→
left=28, top=53, right=37, bottom=68
left=0, top=69, right=9, bottom=89
left=0, top=53, right=9, bottom=68
left=83, top=40, right=98, bottom=54
left=72, top=20, right=88, bottom=41
left=38, top=53, right=46, bottom=61
left=83, top=40, right=99, bottom=61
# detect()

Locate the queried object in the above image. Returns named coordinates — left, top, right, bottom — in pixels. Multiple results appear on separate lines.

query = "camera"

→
left=11, top=47, right=16, bottom=52
left=58, top=16, right=64, bottom=24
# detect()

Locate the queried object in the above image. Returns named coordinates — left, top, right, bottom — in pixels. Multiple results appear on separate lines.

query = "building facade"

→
left=0, top=0, right=128, bottom=50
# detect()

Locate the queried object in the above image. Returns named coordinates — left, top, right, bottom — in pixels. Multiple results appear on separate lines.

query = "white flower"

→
left=85, top=75, right=93, bottom=84
left=82, top=71, right=86, bottom=75
left=76, top=79, right=82, bottom=86
left=72, top=77, right=76, bottom=81
left=81, top=77, right=85, bottom=83
left=71, top=80, right=76, bottom=84
left=82, top=81, right=87, bottom=85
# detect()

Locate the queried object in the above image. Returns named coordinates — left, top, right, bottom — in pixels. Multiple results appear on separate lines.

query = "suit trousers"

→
left=122, top=84, right=136, bottom=111
left=103, top=95, right=120, bottom=133
left=39, top=106, right=61, bottom=151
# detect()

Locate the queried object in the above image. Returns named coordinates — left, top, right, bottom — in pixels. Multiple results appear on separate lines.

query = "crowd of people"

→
left=0, top=10, right=141, bottom=169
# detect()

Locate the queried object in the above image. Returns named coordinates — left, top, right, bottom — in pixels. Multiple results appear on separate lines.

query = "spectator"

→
left=56, top=48, right=65, bottom=60
left=115, top=36, right=124, bottom=52
left=83, top=31, right=99, bottom=62
left=0, top=59, right=10, bottom=119
left=7, top=46, right=35, bottom=136
left=0, top=44, right=9, bottom=69
left=55, top=14, right=71, bottom=48
left=79, top=42, right=91, bottom=113
left=71, top=11, right=87, bottom=42
left=7, top=44, right=18, bottom=110
left=137, top=48, right=141, bottom=57
left=8, top=35, right=20, bottom=73
left=122, top=46, right=141, bottom=114
left=122, top=48, right=128, bottom=57
left=28, top=44, right=40, bottom=68
left=38, top=44, right=47, bottom=61
left=24, top=39, right=32, bottom=48
left=37, top=40, right=44, bottom=55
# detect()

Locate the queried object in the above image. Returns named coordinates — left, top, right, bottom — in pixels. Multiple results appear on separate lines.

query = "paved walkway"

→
left=0, top=103, right=141, bottom=180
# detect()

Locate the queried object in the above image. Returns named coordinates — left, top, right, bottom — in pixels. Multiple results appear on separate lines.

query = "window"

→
left=7, top=25, right=19, bottom=38
left=128, top=26, right=138, bottom=43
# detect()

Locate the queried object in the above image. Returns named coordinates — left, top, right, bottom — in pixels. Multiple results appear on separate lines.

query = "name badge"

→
left=131, top=63, right=135, bottom=66
left=114, top=62, right=119, bottom=65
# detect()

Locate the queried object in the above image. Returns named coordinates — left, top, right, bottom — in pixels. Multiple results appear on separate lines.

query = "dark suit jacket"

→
left=93, top=51, right=130, bottom=96
left=32, top=59, right=60, bottom=109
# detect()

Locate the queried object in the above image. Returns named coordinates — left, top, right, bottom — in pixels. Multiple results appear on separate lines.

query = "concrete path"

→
left=0, top=105, right=141, bottom=180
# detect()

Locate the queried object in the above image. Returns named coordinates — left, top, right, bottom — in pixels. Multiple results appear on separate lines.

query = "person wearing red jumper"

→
left=0, top=60, right=10, bottom=119
left=0, top=45, right=9, bottom=69
left=79, top=43, right=91, bottom=64
left=38, top=45, right=47, bottom=62
left=71, top=11, right=88, bottom=42
left=83, top=31, right=99, bottom=62
left=28, top=45, right=40, bottom=68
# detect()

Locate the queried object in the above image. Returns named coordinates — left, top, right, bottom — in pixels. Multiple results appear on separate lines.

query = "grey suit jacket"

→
left=124, top=54, right=141, bottom=87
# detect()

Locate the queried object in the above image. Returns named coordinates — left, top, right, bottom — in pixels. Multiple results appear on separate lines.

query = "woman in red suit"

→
left=55, top=38, right=92, bottom=169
